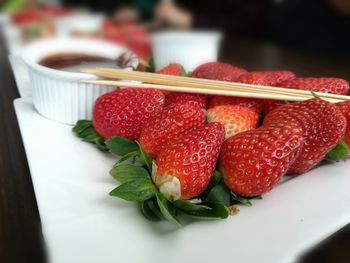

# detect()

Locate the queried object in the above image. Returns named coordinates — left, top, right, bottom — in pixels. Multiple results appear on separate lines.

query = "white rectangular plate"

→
left=14, top=97, right=350, bottom=263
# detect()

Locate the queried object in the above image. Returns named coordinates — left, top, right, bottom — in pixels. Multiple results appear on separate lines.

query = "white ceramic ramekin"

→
left=21, top=37, right=138, bottom=125
left=151, top=31, right=222, bottom=72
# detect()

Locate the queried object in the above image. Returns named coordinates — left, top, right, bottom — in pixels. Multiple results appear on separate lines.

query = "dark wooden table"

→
left=1, top=34, right=350, bottom=263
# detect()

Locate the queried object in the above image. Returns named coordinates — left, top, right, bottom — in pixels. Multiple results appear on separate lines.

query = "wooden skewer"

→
left=83, top=79, right=344, bottom=103
left=82, top=68, right=350, bottom=103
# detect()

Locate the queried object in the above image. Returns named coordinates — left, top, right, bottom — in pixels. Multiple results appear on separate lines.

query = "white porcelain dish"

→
left=54, top=13, right=105, bottom=37
left=14, top=97, right=350, bottom=263
left=151, top=31, right=222, bottom=72
left=21, top=37, right=138, bottom=125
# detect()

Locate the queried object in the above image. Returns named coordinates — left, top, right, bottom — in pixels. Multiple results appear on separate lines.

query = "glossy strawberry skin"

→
left=238, top=71, right=296, bottom=115
left=191, top=62, right=247, bottom=82
left=277, top=77, right=349, bottom=95
left=165, top=92, right=208, bottom=109
left=251, top=70, right=295, bottom=86
left=93, top=89, right=165, bottom=140
left=336, top=102, right=350, bottom=147
left=220, top=123, right=304, bottom=197
left=207, top=105, right=259, bottom=139
left=251, top=70, right=296, bottom=114
left=264, top=99, right=347, bottom=174
left=157, top=63, right=185, bottom=76
left=154, top=123, right=225, bottom=200
left=139, top=104, right=206, bottom=159
left=208, top=96, right=263, bottom=114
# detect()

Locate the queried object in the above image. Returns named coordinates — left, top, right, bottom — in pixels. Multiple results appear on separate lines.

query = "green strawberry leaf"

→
left=175, top=200, right=229, bottom=220
left=231, top=192, right=252, bottom=206
left=173, top=200, right=212, bottom=211
left=208, top=184, right=231, bottom=206
left=73, top=120, right=107, bottom=151
left=116, top=151, right=140, bottom=165
left=106, top=137, right=139, bottom=157
left=230, top=192, right=262, bottom=206
left=109, top=164, right=149, bottom=183
left=156, top=193, right=182, bottom=227
left=211, top=170, right=223, bottom=187
left=139, top=199, right=162, bottom=222
left=138, top=143, right=152, bottom=172
left=326, top=140, right=350, bottom=162
left=73, top=120, right=93, bottom=134
left=146, top=57, right=155, bottom=73
left=310, top=91, right=321, bottom=99
left=180, top=65, right=188, bottom=76
left=109, top=179, right=156, bottom=202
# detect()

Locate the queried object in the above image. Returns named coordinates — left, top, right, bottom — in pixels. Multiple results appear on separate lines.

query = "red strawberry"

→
left=220, top=122, right=304, bottom=197
left=250, top=70, right=295, bottom=86
left=263, top=100, right=285, bottom=115
left=277, top=77, right=349, bottom=95
left=336, top=102, right=350, bottom=147
left=247, top=71, right=295, bottom=114
left=156, top=64, right=185, bottom=96
left=157, top=63, right=186, bottom=76
left=264, top=99, right=347, bottom=174
left=208, top=96, right=263, bottom=114
left=207, top=105, right=259, bottom=139
left=165, top=92, right=208, bottom=109
left=236, top=72, right=269, bottom=85
left=191, top=62, right=247, bottom=82
left=154, top=123, right=225, bottom=200
left=93, top=89, right=164, bottom=140
left=139, top=104, right=206, bottom=158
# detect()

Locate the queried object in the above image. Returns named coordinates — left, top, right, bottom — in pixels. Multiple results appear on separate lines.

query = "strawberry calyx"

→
left=326, top=140, right=350, bottom=162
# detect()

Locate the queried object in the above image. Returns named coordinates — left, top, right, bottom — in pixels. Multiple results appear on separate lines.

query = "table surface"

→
left=1, top=35, right=350, bottom=263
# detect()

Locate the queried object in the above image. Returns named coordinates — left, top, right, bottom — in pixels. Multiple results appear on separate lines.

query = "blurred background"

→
left=1, top=0, right=350, bottom=60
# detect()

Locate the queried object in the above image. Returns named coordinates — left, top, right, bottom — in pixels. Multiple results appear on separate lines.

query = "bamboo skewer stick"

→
left=81, top=68, right=350, bottom=103
left=83, top=79, right=344, bottom=103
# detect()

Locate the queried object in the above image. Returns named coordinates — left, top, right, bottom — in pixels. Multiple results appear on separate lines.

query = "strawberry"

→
left=157, top=64, right=186, bottom=96
left=264, top=99, right=347, bottom=174
left=191, top=62, right=247, bottom=82
left=153, top=123, right=225, bottom=200
left=207, top=105, right=259, bottom=139
left=139, top=104, right=206, bottom=158
left=247, top=71, right=295, bottom=114
left=157, top=63, right=186, bottom=76
left=236, top=72, right=269, bottom=85
left=208, top=96, right=263, bottom=114
left=250, top=70, right=295, bottom=86
left=93, top=89, right=164, bottom=140
left=336, top=102, right=350, bottom=147
left=165, top=92, right=208, bottom=109
left=277, top=77, right=349, bottom=95
left=220, top=122, right=304, bottom=197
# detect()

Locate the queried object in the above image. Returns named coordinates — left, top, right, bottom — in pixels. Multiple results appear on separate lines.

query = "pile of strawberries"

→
left=75, top=62, right=350, bottom=225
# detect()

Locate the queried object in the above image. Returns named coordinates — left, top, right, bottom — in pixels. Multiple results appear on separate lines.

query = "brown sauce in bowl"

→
left=39, top=53, right=121, bottom=73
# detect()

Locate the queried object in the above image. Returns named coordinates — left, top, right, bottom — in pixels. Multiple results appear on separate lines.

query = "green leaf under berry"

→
left=326, top=140, right=350, bottom=162
left=230, top=192, right=262, bottom=206
left=208, top=184, right=231, bottom=206
left=109, top=179, right=156, bottom=202
left=139, top=199, right=161, bottom=222
left=174, top=200, right=229, bottom=220
left=156, top=193, right=181, bottom=227
left=109, top=164, right=149, bottom=183
left=106, top=137, right=139, bottom=157
left=115, top=151, right=140, bottom=165
left=173, top=200, right=212, bottom=212
left=138, top=143, right=152, bottom=172
left=73, top=120, right=107, bottom=151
